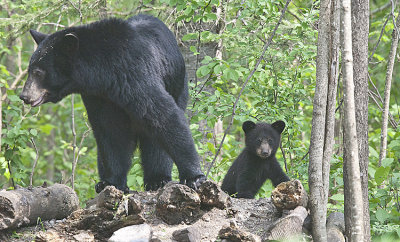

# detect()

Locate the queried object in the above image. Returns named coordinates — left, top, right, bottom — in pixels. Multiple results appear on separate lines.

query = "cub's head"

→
left=19, top=29, right=79, bottom=107
left=242, top=120, right=285, bottom=159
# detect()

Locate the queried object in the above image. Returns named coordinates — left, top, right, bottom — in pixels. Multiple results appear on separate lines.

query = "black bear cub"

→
left=221, top=120, right=290, bottom=198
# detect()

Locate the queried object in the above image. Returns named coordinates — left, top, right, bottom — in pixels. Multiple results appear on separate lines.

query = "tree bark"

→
left=351, top=0, right=371, bottom=241
left=379, top=13, right=400, bottom=166
left=308, top=0, right=337, bottom=240
left=0, top=184, right=79, bottom=230
left=341, top=0, right=364, bottom=240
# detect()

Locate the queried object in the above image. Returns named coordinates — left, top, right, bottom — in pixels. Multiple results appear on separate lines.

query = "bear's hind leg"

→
left=139, top=135, right=173, bottom=191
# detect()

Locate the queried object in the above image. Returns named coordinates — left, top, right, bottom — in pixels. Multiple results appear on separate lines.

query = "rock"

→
left=327, top=227, right=345, bottom=242
left=326, top=212, right=345, bottom=232
left=271, top=180, right=308, bottom=211
left=35, top=229, right=64, bottom=242
left=73, top=231, right=95, bottom=241
left=198, top=180, right=231, bottom=209
left=64, top=207, right=145, bottom=239
left=115, top=195, right=143, bottom=217
left=155, top=183, right=201, bottom=225
left=108, top=224, right=152, bottom=242
left=172, top=226, right=201, bottom=242
left=327, top=212, right=345, bottom=242
left=218, top=221, right=260, bottom=242
left=267, top=206, right=308, bottom=241
left=97, top=186, right=124, bottom=210
left=128, top=196, right=142, bottom=215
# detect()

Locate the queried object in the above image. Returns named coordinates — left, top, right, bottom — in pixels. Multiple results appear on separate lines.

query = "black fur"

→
left=221, top=120, right=289, bottom=198
left=20, top=15, right=205, bottom=192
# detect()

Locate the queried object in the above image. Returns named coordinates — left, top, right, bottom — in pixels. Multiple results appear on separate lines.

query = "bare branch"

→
left=29, top=138, right=40, bottom=187
left=369, top=16, right=389, bottom=62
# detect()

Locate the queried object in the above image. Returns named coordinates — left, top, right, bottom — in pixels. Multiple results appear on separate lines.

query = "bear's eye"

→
left=33, top=69, right=45, bottom=79
left=257, top=138, right=262, bottom=143
left=268, top=138, right=273, bottom=143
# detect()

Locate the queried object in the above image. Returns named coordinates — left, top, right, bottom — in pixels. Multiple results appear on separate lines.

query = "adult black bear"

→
left=221, top=120, right=290, bottom=198
left=20, top=15, right=205, bottom=193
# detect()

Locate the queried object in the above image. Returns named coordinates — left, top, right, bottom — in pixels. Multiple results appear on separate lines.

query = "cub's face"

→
left=243, top=120, right=285, bottom=159
left=19, top=30, right=79, bottom=107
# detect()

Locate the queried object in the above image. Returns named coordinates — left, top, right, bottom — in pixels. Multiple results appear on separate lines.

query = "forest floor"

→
left=0, top=181, right=311, bottom=241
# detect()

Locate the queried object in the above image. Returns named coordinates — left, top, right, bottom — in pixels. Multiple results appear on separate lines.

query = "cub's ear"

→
left=272, top=120, right=286, bottom=134
left=242, top=121, right=256, bottom=134
left=61, top=33, right=79, bottom=56
left=30, top=29, right=48, bottom=45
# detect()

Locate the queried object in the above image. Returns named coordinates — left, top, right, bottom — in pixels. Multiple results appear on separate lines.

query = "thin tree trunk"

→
left=341, top=0, right=364, bottom=240
left=379, top=13, right=400, bottom=167
left=308, top=0, right=331, bottom=240
left=322, top=0, right=340, bottom=212
left=351, top=0, right=371, bottom=240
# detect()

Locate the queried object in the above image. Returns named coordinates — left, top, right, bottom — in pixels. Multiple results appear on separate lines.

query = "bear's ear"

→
left=61, top=33, right=79, bottom=56
left=242, top=121, right=256, bottom=134
left=272, top=120, right=285, bottom=134
left=30, top=29, right=48, bottom=45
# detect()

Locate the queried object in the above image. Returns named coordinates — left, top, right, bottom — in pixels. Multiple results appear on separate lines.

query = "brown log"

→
left=271, top=180, right=308, bottom=211
left=0, top=184, right=79, bottom=230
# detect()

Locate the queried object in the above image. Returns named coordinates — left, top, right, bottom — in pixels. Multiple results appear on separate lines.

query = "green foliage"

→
left=1, top=2, right=400, bottom=240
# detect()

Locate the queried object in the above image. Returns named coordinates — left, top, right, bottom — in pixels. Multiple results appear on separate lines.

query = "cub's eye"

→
left=268, top=138, right=273, bottom=143
left=257, top=138, right=262, bottom=143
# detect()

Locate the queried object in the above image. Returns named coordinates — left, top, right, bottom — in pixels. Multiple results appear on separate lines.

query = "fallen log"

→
left=0, top=183, right=79, bottom=230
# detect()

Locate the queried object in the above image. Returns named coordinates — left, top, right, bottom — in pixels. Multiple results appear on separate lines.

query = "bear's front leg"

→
left=82, top=95, right=137, bottom=193
left=139, top=135, right=173, bottom=191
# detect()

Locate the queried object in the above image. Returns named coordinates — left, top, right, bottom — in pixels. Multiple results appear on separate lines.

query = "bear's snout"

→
left=257, top=141, right=272, bottom=158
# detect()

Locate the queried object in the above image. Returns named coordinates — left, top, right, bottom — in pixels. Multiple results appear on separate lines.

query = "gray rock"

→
left=172, top=227, right=201, bottom=242
left=155, top=183, right=201, bottom=225
left=108, top=224, right=152, bottom=242
left=326, top=212, right=345, bottom=232
left=327, top=212, right=345, bottom=242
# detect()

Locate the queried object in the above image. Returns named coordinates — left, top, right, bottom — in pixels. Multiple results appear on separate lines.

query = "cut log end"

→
left=271, top=180, right=308, bottom=211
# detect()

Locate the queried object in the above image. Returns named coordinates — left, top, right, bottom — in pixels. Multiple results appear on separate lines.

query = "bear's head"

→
left=242, top=120, right=285, bottom=159
left=20, top=29, right=80, bottom=107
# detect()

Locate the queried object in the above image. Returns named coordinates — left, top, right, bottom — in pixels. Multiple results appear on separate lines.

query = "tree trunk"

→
left=379, top=12, right=400, bottom=166
left=0, top=184, right=79, bottom=230
left=308, top=0, right=331, bottom=240
left=341, top=0, right=364, bottom=240
left=351, top=0, right=371, bottom=240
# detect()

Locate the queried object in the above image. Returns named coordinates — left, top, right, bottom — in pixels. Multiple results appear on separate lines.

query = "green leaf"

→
left=330, top=193, right=344, bottom=202
left=8, top=95, right=20, bottom=102
left=369, top=146, right=379, bottom=158
left=375, top=208, right=390, bottom=224
left=223, top=68, right=239, bottom=81
left=190, top=46, right=199, bottom=55
left=182, top=33, right=198, bottom=41
left=381, top=158, right=394, bottom=168
left=30, top=129, right=38, bottom=136
left=207, top=142, right=215, bottom=154
left=197, top=65, right=211, bottom=77
left=375, top=166, right=390, bottom=185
